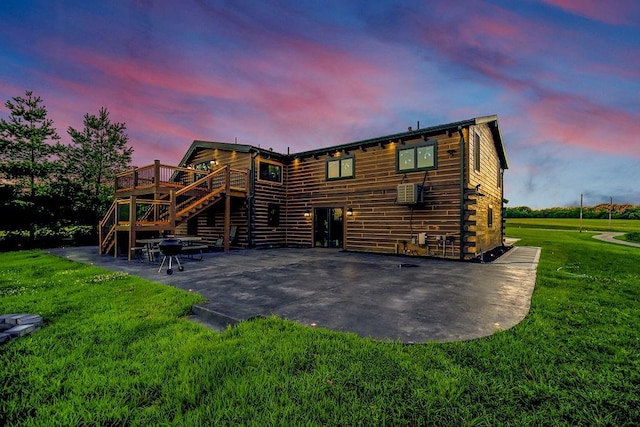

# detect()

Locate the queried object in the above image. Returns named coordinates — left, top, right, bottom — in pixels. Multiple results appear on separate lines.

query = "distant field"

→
left=505, top=217, right=640, bottom=233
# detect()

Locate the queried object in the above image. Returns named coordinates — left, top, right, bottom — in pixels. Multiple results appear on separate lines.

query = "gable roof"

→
left=177, top=140, right=286, bottom=167
left=180, top=115, right=508, bottom=169
left=291, top=115, right=508, bottom=169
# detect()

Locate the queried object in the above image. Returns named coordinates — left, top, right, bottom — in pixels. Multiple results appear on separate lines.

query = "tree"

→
left=65, top=107, right=133, bottom=229
left=0, top=90, right=62, bottom=239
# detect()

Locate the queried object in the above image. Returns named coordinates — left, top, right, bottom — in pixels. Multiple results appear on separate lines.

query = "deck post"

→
left=154, top=160, right=160, bottom=195
left=224, top=165, right=231, bottom=252
left=169, top=190, right=176, bottom=229
left=128, top=196, right=136, bottom=260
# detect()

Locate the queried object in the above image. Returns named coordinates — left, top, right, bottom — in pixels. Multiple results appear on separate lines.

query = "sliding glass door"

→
left=313, top=207, right=344, bottom=248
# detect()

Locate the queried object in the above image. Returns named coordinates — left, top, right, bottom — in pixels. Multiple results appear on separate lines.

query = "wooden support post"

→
left=128, top=196, right=136, bottom=260
left=114, top=200, right=121, bottom=258
left=154, top=160, right=160, bottom=196
left=224, top=165, right=231, bottom=252
left=169, top=190, right=176, bottom=229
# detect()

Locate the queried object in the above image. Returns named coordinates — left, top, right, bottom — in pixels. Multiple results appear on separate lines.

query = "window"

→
left=259, top=162, right=282, bottom=183
left=488, top=207, right=494, bottom=228
left=326, top=156, right=355, bottom=180
left=396, top=141, right=437, bottom=173
left=268, top=203, right=280, bottom=227
left=193, top=161, right=211, bottom=171
left=474, top=132, right=481, bottom=172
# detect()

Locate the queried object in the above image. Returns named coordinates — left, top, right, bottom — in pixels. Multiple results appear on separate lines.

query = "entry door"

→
left=314, top=207, right=344, bottom=248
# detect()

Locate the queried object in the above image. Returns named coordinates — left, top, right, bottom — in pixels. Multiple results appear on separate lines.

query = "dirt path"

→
left=593, top=232, right=640, bottom=248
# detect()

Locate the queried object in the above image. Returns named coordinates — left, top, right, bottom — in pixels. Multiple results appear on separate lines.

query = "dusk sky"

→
left=2, top=0, right=639, bottom=208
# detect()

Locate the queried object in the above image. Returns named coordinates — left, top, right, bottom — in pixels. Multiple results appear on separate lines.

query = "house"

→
left=99, top=115, right=508, bottom=261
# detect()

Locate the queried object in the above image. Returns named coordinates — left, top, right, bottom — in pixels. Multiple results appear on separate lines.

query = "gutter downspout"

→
left=458, top=126, right=466, bottom=261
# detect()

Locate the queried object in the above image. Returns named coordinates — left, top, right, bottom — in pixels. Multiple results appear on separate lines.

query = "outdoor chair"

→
left=214, top=225, right=237, bottom=249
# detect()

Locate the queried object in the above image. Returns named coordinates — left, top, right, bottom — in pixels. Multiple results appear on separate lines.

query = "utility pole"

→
left=609, top=196, right=613, bottom=230
left=579, top=193, right=583, bottom=233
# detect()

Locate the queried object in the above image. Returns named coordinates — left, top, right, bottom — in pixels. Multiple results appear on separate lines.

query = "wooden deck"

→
left=99, top=161, right=248, bottom=259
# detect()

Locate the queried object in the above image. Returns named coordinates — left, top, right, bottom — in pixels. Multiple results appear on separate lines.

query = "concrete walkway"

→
left=50, top=246, right=540, bottom=343
left=593, top=232, right=640, bottom=248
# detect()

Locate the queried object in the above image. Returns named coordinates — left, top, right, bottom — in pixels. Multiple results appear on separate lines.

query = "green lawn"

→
left=1, top=230, right=639, bottom=425
left=506, top=217, right=640, bottom=232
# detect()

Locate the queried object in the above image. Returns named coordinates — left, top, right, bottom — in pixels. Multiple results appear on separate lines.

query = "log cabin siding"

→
left=178, top=147, right=253, bottom=246
left=466, top=123, right=504, bottom=255
left=188, top=147, right=252, bottom=170
left=285, top=133, right=465, bottom=257
left=165, top=115, right=507, bottom=259
left=252, top=156, right=287, bottom=248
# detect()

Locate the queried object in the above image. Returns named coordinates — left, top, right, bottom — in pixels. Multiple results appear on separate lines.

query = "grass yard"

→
left=1, top=229, right=640, bottom=426
left=616, top=232, right=640, bottom=243
left=506, top=217, right=640, bottom=232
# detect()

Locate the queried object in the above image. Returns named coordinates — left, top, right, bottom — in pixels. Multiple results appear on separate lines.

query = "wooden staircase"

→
left=175, top=187, right=225, bottom=223
left=99, top=163, right=248, bottom=258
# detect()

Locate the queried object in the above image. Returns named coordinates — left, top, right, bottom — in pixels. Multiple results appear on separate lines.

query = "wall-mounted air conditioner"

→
left=397, top=183, right=423, bottom=204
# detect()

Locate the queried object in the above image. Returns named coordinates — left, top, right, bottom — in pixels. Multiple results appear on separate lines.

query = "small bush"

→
left=0, top=226, right=95, bottom=251
left=623, top=232, right=640, bottom=242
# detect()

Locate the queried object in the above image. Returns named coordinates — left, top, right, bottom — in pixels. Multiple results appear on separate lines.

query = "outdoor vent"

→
left=397, top=183, right=423, bottom=205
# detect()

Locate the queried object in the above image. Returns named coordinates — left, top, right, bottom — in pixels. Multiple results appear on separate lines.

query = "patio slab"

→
left=49, top=246, right=540, bottom=343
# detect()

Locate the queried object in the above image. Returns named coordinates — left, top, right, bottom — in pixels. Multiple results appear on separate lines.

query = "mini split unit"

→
left=397, top=183, right=423, bottom=205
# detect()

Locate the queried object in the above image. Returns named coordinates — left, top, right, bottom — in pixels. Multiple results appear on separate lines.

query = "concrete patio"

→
left=49, top=245, right=540, bottom=343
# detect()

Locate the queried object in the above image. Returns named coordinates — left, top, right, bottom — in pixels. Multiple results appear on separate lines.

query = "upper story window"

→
left=259, top=161, right=282, bottom=183
left=396, top=140, right=437, bottom=173
left=474, top=132, right=481, bottom=172
left=326, top=156, right=355, bottom=180
left=193, top=161, right=211, bottom=171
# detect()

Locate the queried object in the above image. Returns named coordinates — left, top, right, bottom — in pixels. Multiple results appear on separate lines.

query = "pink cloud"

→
left=32, top=72, right=202, bottom=165
left=525, top=89, right=640, bottom=157
left=540, top=0, right=640, bottom=26
left=34, top=35, right=404, bottom=157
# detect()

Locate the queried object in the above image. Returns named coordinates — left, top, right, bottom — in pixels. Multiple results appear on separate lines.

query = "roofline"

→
left=178, top=140, right=285, bottom=166
left=178, top=115, right=508, bottom=169
left=485, top=118, right=509, bottom=169
left=290, top=115, right=508, bottom=169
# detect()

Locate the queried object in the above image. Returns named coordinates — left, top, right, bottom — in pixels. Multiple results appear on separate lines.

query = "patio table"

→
left=136, top=236, right=204, bottom=262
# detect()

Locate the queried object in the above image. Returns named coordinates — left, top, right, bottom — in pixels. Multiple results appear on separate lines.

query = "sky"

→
left=1, top=0, right=639, bottom=208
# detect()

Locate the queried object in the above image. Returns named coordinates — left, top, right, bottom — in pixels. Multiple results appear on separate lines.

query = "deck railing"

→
left=108, top=163, right=248, bottom=227
left=115, top=161, right=248, bottom=194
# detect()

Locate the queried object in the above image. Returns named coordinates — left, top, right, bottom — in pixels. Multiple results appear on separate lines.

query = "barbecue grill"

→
left=158, top=238, right=184, bottom=274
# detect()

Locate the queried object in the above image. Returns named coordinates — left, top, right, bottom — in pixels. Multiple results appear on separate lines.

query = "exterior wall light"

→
left=304, top=209, right=311, bottom=217
left=346, top=207, right=353, bottom=216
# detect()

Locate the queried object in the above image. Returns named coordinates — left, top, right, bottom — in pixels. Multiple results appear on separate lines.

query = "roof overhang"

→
left=475, top=115, right=509, bottom=170
left=178, top=140, right=286, bottom=167
left=291, top=115, right=508, bottom=169
left=178, top=115, right=508, bottom=169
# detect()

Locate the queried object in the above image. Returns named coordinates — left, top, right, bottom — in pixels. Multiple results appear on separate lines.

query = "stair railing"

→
left=98, top=200, right=117, bottom=254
